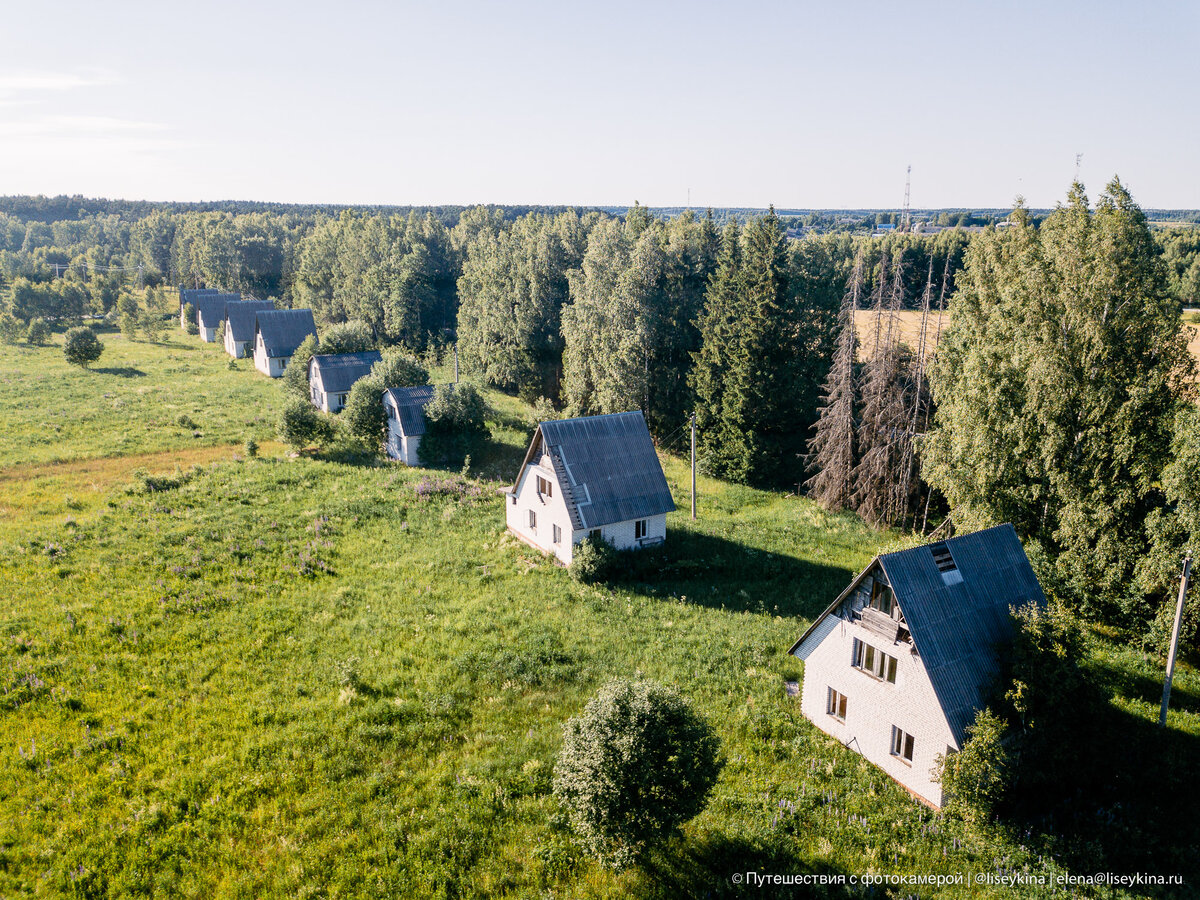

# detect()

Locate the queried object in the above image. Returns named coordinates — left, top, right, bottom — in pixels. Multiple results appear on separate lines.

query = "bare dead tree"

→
left=805, top=250, right=864, bottom=510
left=893, top=261, right=935, bottom=529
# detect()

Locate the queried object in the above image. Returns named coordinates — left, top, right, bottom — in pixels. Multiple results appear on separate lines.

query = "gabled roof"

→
left=179, top=287, right=218, bottom=312
left=309, top=351, right=382, bottom=394
left=224, top=300, right=277, bottom=342
left=194, top=292, right=242, bottom=328
left=255, top=309, right=318, bottom=358
left=384, top=384, right=437, bottom=437
left=513, top=410, right=676, bottom=530
left=789, top=523, right=1045, bottom=746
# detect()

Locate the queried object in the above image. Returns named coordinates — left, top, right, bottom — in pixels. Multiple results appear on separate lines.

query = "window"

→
left=870, top=578, right=894, bottom=616
left=826, top=687, right=847, bottom=722
left=852, top=639, right=897, bottom=683
left=891, top=726, right=915, bottom=763
left=930, top=541, right=963, bottom=585
left=588, top=528, right=601, bottom=541
left=552, top=524, right=562, bottom=544
left=635, top=519, right=647, bottom=540
left=536, top=475, right=553, bottom=498
left=528, top=510, right=537, bottom=531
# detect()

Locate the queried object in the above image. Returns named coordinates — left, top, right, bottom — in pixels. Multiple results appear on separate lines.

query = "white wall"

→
left=224, top=329, right=250, bottom=358
left=254, top=333, right=287, bottom=378
left=505, top=460, right=668, bottom=566
left=385, top=423, right=422, bottom=466
left=795, top=608, right=955, bottom=808
left=199, top=326, right=217, bottom=343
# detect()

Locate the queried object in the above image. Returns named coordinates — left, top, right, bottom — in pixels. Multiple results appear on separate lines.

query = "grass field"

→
left=2, top=329, right=1198, bottom=898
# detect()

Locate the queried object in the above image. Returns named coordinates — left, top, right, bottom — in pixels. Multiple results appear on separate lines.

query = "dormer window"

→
left=929, top=542, right=963, bottom=585
left=536, top=475, right=552, bottom=498
left=870, top=579, right=894, bottom=616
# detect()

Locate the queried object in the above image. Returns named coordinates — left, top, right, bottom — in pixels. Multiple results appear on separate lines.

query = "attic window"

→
left=929, top=542, right=964, bottom=586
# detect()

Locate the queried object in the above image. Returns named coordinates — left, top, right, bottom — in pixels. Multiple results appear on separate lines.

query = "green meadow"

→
left=1, top=329, right=1198, bottom=898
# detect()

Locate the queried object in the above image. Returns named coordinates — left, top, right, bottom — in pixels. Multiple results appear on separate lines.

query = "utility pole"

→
left=454, top=344, right=459, bottom=383
left=1160, top=554, right=1193, bottom=727
left=901, top=165, right=912, bottom=233
left=690, top=412, right=697, bottom=520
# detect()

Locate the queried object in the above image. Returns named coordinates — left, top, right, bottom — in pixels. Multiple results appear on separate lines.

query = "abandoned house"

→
left=787, top=523, right=1045, bottom=808
left=308, top=351, right=383, bottom=413
left=505, top=410, right=675, bottom=566
left=253, top=308, right=318, bottom=378
left=178, top=287, right=218, bottom=329
left=194, top=292, right=242, bottom=342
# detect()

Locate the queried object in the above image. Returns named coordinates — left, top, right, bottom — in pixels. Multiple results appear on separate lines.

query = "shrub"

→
left=319, top=319, right=374, bottom=354
left=63, top=326, right=103, bottom=368
left=373, top=347, right=429, bottom=390
left=419, top=384, right=489, bottom=467
left=140, top=309, right=164, bottom=344
left=25, top=318, right=49, bottom=346
left=283, top=334, right=320, bottom=399
left=568, top=535, right=619, bottom=583
left=552, top=679, right=722, bottom=869
left=343, top=350, right=430, bottom=450
left=176, top=413, right=198, bottom=429
left=244, top=438, right=259, bottom=458
left=277, top=398, right=333, bottom=450
left=531, top=396, right=559, bottom=424
left=182, top=302, right=198, bottom=335
left=936, top=707, right=1010, bottom=826
left=0, top=314, right=21, bottom=344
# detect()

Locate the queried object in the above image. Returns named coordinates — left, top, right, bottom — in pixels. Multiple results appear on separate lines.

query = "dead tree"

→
left=805, top=250, right=864, bottom=510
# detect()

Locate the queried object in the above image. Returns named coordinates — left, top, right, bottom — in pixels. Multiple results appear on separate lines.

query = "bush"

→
left=531, top=396, right=559, bottom=424
left=277, top=398, right=334, bottom=450
left=0, top=314, right=21, bottom=344
left=936, top=707, right=1010, bottom=826
left=418, top=384, right=490, bottom=467
left=552, top=679, right=722, bottom=869
left=244, top=438, right=259, bottom=458
left=373, top=347, right=429, bottom=390
left=343, top=350, right=430, bottom=450
left=283, top=334, right=320, bottom=400
left=63, top=326, right=103, bottom=368
left=140, top=309, right=164, bottom=344
left=182, top=302, right=198, bottom=335
left=25, top=318, right=49, bottom=346
left=568, top=535, right=620, bottom=583
left=319, top=319, right=374, bottom=354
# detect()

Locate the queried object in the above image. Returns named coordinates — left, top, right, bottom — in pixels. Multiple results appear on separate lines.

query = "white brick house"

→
left=504, top=410, right=675, bottom=566
left=224, top=300, right=276, bottom=358
left=384, top=385, right=437, bottom=466
left=309, top=351, right=381, bottom=413
left=788, top=524, right=1045, bottom=808
left=194, top=292, right=241, bottom=342
left=253, top=309, right=318, bottom=378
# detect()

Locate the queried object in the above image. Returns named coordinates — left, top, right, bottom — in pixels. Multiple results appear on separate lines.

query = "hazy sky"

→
left=2, top=0, right=1196, bottom=209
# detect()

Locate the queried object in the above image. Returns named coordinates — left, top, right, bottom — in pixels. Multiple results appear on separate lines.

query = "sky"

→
left=1, top=0, right=1196, bottom=209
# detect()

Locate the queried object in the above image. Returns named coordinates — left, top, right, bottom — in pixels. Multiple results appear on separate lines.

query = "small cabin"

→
left=224, top=300, right=276, bottom=358
left=384, top=385, right=437, bottom=466
left=179, top=287, right=218, bottom=329
left=194, top=292, right=241, bottom=342
left=253, top=309, right=318, bottom=378
left=309, top=351, right=382, bottom=413
left=504, top=410, right=675, bottom=566
left=788, top=523, right=1045, bottom=808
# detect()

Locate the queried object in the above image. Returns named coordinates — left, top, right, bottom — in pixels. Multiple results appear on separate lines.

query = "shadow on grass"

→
left=634, top=832, right=856, bottom=899
left=94, top=366, right=147, bottom=378
left=1087, top=652, right=1200, bottom=716
left=1001, top=685, right=1200, bottom=884
left=595, top=530, right=853, bottom=620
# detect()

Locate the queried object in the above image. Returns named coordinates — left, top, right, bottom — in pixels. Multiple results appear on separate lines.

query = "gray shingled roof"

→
left=384, top=385, right=437, bottom=436
left=790, top=523, right=1045, bottom=747
left=194, top=292, right=242, bottom=329
left=310, top=351, right=382, bottom=394
left=255, top=309, right=318, bottom=358
left=179, top=287, right=218, bottom=312
left=518, top=410, right=676, bottom=530
left=224, top=300, right=276, bottom=342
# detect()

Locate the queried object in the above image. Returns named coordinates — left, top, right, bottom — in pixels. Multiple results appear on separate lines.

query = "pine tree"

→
left=805, top=250, right=864, bottom=510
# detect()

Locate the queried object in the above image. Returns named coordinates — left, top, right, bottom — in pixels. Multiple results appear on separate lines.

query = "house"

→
left=224, top=300, right=276, bottom=358
left=504, top=410, right=675, bottom=566
left=194, top=292, right=242, bottom=342
left=384, top=384, right=438, bottom=465
left=309, top=351, right=382, bottom=413
left=253, top=309, right=318, bottom=378
left=787, top=523, right=1045, bottom=809
left=179, top=288, right=218, bottom=329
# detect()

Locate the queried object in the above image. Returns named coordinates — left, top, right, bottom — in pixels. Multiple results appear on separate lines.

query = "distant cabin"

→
left=504, top=410, right=675, bottom=566
left=384, top=385, right=437, bottom=466
left=224, top=300, right=276, bottom=358
left=253, top=309, right=318, bottom=378
left=309, top=351, right=382, bottom=413
left=179, top=288, right=218, bottom=329
left=194, top=292, right=242, bottom=342
left=788, top=523, right=1045, bottom=809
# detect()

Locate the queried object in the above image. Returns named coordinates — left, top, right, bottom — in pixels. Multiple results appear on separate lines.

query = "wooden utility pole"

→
left=690, top=412, right=697, bottom=520
left=1159, top=554, right=1193, bottom=727
left=454, top=345, right=459, bottom=383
